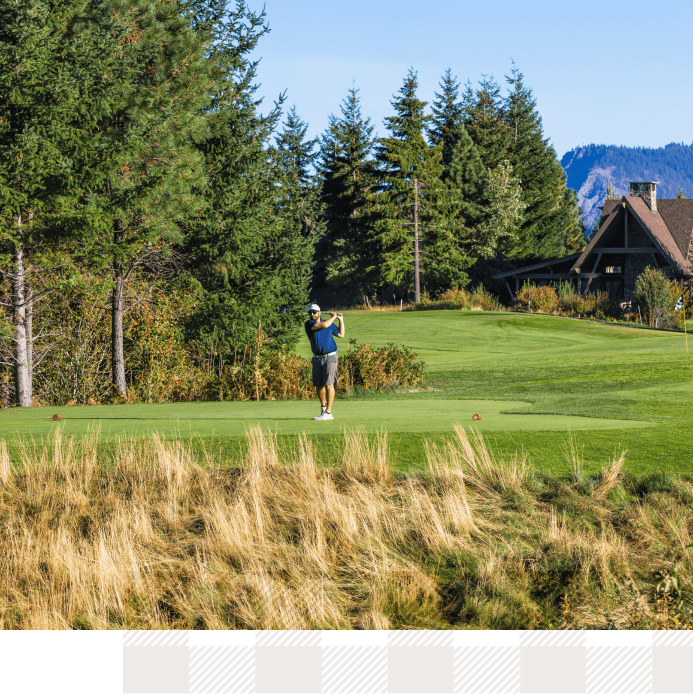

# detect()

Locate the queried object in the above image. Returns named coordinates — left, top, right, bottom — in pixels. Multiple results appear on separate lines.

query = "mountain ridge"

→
left=561, top=142, right=693, bottom=226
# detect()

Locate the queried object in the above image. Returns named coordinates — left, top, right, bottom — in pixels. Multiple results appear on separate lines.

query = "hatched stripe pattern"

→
left=520, top=631, right=586, bottom=647
left=388, top=631, right=453, bottom=647
left=322, top=646, right=387, bottom=693
left=455, top=646, right=520, bottom=693
left=586, top=647, right=651, bottom=693
left=123, top=630, right=190, bottom=647
left=257, top=631, right=321, bottom=647
left=189, top=646, right=254, bottom=694
left=652, top=632, right=693, bottom=647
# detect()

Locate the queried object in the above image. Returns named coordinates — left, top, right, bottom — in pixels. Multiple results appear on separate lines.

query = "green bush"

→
left=633, top=267, right=681, bottom=328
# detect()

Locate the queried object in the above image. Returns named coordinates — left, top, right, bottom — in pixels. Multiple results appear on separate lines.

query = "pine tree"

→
left=445, top=126, right=490, bottom=235
left=503, top=65, right=575, bottom=258
left=429, top=69, right=464, bottom=171
left=183, top=3, right=315, bottom=354
left=373, top=69, right=470, bottom=301
left=463, top=76, right=511, bottom=171
left=0, top=0, right=131, bottom=405
left=75, top=0, right=218, bottom=397
left=315, top=87, right=376, bottom=303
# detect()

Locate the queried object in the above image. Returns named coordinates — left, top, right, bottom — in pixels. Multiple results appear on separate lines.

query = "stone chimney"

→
left=629, top=181, right=658, bottom=213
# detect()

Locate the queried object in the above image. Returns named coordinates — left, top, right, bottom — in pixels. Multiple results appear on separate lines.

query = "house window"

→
left=605, top=266, right=621, bottom=274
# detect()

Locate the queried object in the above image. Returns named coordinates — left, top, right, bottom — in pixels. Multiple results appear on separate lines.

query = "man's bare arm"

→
left=335, top=313, right=345, bottom=338
left=311, top=313, right=337, bottom=331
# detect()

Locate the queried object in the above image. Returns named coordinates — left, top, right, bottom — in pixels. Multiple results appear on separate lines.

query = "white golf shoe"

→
left=313, top=412, right=334, bottom=421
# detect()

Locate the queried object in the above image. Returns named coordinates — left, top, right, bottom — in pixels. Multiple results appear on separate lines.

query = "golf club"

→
left=280, top=307, right=334, bottom=314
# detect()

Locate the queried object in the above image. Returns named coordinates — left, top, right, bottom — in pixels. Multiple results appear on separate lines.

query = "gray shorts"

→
left=311, top=353, right=338, bottom=387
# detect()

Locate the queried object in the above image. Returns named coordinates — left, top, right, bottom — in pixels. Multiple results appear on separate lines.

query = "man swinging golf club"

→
left=305, top=304, right=345, bottom=420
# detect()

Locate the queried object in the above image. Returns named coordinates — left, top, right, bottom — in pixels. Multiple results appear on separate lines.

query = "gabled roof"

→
left=571, top=196, right=692, bottom=275
left=627, top=196, right=690, bottom=273
left=570, top=200, right=622, bottom=272
left=657, top=199, right=693, bottom=260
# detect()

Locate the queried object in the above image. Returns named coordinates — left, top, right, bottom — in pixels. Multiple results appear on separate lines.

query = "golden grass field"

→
left=0, top=425, right=691, bottom=629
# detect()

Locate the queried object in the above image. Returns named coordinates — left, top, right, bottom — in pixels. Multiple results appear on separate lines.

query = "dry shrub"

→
left=338, top=340, right=424, bottom=393
left=415, top=286, right=501, bottom=312
left=515, top=283, right=559, bottom=314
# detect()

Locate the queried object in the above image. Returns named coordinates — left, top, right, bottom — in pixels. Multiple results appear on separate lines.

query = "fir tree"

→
left=0, top=0, right=131, bottom=405
left=76, top=0, right=218, bottom=397
left=315, top=87, right=376, bottom=303
left=374, top=69, right=470, bottom=301
left=183, top=3, right=315, bottom=354
left=503, top=65, right=577, bottom=258
left=445, top=126, right=490, bottom=235
left=463, top=76, right=511, bottom=171
left=429, top=69, right=464, bottom=171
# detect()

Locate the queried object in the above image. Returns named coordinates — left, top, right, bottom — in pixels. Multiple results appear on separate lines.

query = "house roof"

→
left=569, top=200, right=621, bottom=273
left=571, top=196, right=692, bottom=275
left=492, top=253, right=582, bottom=279
left=626, top=196, right=690, bottom=273
left=656, top=199, right=693, bottom=260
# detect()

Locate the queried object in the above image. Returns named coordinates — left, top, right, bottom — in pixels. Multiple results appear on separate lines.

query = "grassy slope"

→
left=2, top=310, right=691, bottom=475
left=295, top=310, right=692, bottom=476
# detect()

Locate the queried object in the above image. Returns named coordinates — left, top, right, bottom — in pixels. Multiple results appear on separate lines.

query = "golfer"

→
left=305, top=304, right=345, bottom=420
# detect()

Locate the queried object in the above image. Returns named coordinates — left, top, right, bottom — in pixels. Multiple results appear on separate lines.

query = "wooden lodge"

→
left=494, top=181, right=693, bottom=303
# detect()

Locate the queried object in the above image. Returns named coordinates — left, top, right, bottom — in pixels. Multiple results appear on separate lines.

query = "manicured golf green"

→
left=2, top=310, right=691, bottom=475
left=0, top=398, right=651, bottom=438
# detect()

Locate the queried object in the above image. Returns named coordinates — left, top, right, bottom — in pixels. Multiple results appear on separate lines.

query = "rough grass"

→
left=1, top=426, right=691, bottom=630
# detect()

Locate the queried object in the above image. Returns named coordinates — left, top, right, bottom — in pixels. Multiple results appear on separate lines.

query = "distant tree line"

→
left=0, top=0, right=583, bottom=407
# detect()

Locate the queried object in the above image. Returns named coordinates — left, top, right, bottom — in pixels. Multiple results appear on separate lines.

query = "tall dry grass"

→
left=0, top=426, right=691, bottom=630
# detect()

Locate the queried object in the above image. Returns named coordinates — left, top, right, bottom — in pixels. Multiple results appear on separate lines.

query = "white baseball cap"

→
left=307, top=303, right=320, bottom=312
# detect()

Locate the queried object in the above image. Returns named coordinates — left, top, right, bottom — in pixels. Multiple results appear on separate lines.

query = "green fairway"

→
left=0, top=398, right=651, bottom=438
left=2, top=309, right=691, bottom=475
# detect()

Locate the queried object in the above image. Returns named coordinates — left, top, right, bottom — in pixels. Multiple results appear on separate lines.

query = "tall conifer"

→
left=316, top=87, right=376, bottom=302
left=0, top=0, right=131, bottom=405
left=503, top=65, right=578, bottom=258
left=463, top=76, right=511, bottom=171
left=429, top=70, right=464, bottom=171
left=374, top=69, right=470, bottom=301
left=183, top=2, right=314, bottom=353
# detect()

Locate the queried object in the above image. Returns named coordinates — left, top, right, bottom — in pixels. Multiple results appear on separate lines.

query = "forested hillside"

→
left=561, top=142, right=693, bottom=226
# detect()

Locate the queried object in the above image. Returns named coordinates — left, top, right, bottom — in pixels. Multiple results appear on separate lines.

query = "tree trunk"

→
left=111, top=220, right=127, bottom=397
left=13, top=213, right=31, bottom=407
left=26, top=284, right=33, bottom=395
left=414, top=178, right=420, bottom=304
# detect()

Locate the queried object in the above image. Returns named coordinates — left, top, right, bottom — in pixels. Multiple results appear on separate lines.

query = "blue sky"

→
left=247, top=0, right=693, bottom=159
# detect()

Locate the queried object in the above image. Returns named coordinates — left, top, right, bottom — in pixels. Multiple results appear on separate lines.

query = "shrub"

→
left=515, top=283, right=559, bottom=314
left=339, top=339, right=424, bottom=393
left=468, top=285, right=501, bottom=310
left=633, top=267, right=679, bottom=328
left=438, top=286, right=468, bottom=309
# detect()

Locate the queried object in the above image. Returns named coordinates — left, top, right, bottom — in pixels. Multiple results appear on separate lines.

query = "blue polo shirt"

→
left=305, top=320, right=340, bottom=355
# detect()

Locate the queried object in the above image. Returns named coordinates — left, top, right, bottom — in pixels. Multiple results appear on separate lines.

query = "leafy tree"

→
left=373, top=69, right=471, bottom=301
left=503, top=65, right=574, bottom=259
left=183, top=4, right=314, bottom=355
left=676, top=186, right=687, bottom=199
left=0, top=0, right=131, bottom=405
left=480, top=161, right=525, bottom=258
left=429, top=69, right=464, bottom=171
left=316, top=87, right=376, bottom=303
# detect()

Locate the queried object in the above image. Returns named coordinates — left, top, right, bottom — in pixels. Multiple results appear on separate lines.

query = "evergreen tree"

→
left=183, top=3, right=315, bottom=354
left=503, top=65, right=576, bottom=258
left=445, top=126, right=490, bottom=236
left=429, top=69, right=464, bottom=171
left=373, top=69, right=470, bottom=301
left=463, top=76, right=511, bottom=171
left=480, top=161, right=525, bottom=258
left=0, top=0, right=131, bottom=405
left=315, top=87, right=376, bottom=303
